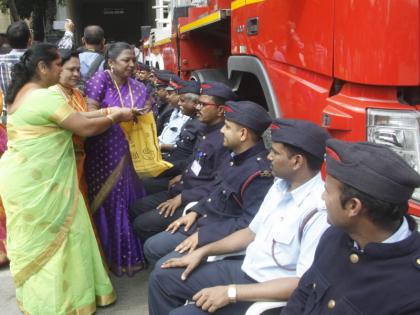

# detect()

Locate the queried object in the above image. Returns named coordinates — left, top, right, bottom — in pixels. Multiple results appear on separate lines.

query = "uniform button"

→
left=180, top=181, right=184, bottom=184
left=202, top=136, right=206, bottom=140
left=207, top=198, right=212, bottom=202
left=417, top=258, right=420, bottom=265
left=203, top=214, right=207, bottom=218
left=185, top=170, right=189, bottom=173
left=230, top=161, right=234, bottom=166
left=312, top=283, right=316, bottom=289
left=350, top=253, right=359, bottom=264
left=222, top=190, right=226, bottom=194
left=257, top=157, right=261, bottom=161
left=327, top=299, right=336, bottom=309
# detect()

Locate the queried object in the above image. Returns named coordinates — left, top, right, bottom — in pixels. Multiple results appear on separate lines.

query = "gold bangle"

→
left=106, top=115, right=115, bottom=124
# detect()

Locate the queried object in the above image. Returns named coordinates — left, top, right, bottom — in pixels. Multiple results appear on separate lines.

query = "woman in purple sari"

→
left=85, top=42, right=147, bottom=276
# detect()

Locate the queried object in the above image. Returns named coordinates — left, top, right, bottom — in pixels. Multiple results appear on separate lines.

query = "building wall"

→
left=71, top=0, right=155, bottom=45
left=0, top=11, right=11, bottom=34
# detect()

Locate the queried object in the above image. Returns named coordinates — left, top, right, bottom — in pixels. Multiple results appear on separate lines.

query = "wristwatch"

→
left=227, top=285, right=237, bottom=303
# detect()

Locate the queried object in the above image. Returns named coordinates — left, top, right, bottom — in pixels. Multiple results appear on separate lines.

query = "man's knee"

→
left=144, top=231, right=183, bottom=265
left=132, top=212, right=147, bottom=233
left=129, top=197, right=149, bottom=219
left=144, top=235, right=159, bottom=263
left=149, top=262, right=182, bottom=292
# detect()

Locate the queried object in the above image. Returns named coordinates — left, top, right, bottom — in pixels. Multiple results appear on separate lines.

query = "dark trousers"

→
left=144, top=231, right=188, bottom=265
left=143, top=177, right=171, bottom=195
left=148, top=259, right=256, bottom=315
left=142, top=167, right=182, bottom=195
left=129, top=191, right=184, bottom=241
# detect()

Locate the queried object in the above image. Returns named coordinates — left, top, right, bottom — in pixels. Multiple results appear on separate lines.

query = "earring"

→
left=110, top=66, right=114, bottom=73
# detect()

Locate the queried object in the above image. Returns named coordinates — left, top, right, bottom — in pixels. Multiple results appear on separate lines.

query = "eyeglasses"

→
left=196, top=102, right=219, bottom=109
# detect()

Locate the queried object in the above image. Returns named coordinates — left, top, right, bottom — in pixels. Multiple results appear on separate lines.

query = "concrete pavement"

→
left=0, top=265, right=150, bottom=314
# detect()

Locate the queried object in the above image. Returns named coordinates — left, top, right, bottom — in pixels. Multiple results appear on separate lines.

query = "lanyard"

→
left=107, top=70, right=134, bottom=109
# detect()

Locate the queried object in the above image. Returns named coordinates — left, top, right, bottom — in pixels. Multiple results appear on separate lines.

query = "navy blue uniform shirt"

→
left=282, top=216, right=420, bottom=315
left=156, top=100, right=174, bottom=136
left=186, top=140, right=274, bottom=246
left=165, top=118, right=205, bottom=171
left=170, top=121, right=227, bottom=204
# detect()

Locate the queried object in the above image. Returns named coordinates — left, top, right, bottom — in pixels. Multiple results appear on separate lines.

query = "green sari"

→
left=0, top=89, right=115, bottom=315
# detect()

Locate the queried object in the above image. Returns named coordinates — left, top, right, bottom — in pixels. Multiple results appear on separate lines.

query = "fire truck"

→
left=144, top=0, right=420, bottom=218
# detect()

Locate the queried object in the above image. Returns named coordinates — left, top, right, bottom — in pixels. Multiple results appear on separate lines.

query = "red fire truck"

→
left=144, top=0, right=420, bottom=218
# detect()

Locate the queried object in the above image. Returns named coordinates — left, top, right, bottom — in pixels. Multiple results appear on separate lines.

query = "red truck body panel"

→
left=145, top=0, right=420, bottom=214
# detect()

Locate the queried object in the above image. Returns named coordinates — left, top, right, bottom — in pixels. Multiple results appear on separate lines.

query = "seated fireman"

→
left=143, top=80, right=204, bottom=195
left=144, top=100, right=274, bottom=266
left=147, top=119, right=331, bottom=315
left=129, top=82, right=236, bottom=241
left=282, top=140, right=420, bottom=315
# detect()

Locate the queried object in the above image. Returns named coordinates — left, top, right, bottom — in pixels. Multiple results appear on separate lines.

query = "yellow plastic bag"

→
left=120, top=112, right=173, bottom=178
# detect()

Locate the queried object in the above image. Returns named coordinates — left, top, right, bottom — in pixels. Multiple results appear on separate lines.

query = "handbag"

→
left=120, top=112, right=173, bottom=178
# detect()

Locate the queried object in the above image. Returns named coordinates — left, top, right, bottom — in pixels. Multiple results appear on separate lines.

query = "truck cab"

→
left=145, top=0, right=420, bottom=218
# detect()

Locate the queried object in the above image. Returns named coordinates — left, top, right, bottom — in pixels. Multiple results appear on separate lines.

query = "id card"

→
left=191, top=160, right=202, bottom=176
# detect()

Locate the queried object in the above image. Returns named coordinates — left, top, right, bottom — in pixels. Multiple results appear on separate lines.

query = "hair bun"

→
left=20, top=50, right=32, bottom=64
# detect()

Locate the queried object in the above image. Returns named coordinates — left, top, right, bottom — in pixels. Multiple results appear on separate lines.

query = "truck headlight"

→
left=367, top=109, right=420, bottom=202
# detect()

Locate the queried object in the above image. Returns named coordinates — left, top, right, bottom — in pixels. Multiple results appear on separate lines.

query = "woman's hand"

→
left=112, top=107, right=135, bottom=123
left=108, top=106, right=121, bottom=114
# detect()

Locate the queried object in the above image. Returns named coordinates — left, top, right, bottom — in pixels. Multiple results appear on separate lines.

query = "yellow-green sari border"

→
left=13, top=175, right=80, bottom=288
left=48, top=104, right=75, bottom=124
left=7, top=124, right=61, bottom=141
left=17, top=290, right=116, bottom=315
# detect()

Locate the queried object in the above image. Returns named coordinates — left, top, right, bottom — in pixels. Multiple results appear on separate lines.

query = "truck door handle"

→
left=246, top=17, right=259, bottom=36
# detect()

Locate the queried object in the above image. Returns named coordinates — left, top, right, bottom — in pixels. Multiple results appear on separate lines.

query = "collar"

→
left=173, top=108, right=183, bottom=117
left=203, top=121, right=224, bottom=134
left=383, top=217, right=411, bottom=244
left=230, top=140, right=266, bottom=165
left=58, top=83, right=73, bottom=95
left=347, top=215, right=420, bottom=259
left=275, top=173, right=323, bottom=207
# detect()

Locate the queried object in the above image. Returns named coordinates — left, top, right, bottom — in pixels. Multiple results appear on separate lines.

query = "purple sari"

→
left=85, top=70, right=146, bottom=276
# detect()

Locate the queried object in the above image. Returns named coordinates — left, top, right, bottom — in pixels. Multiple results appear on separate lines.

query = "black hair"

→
left=104, top=42, right=133, bottom=69
left=6, top=43, right=59, bottom=104
left=339, top=182, right=408, bottom=230
left=6, top=21, right=30, bottom=49
left=83, top=25, right=104, bottom=45
left=59, top=49, right=79, bottom=65
left=283, top=143, right=323, bottom=172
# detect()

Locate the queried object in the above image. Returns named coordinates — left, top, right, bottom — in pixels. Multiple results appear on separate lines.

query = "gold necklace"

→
left=108, top=70, right=134, bottom=108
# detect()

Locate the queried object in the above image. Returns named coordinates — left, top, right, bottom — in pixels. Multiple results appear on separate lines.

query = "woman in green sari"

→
left=0, top=43, right=139, bottom=315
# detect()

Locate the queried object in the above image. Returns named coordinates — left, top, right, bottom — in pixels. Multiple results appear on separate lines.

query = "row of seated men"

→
left=131, top=69, right=420, bottom=315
